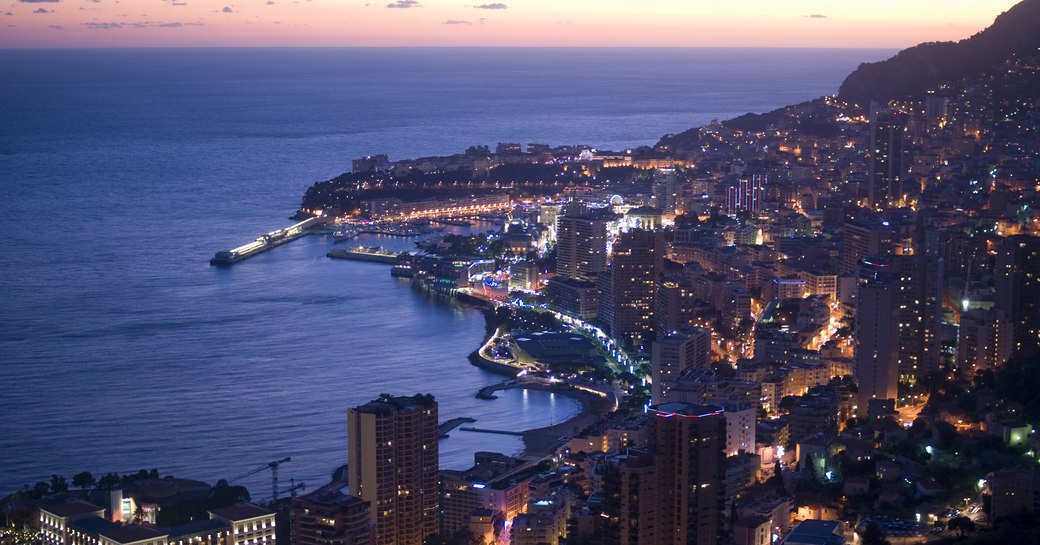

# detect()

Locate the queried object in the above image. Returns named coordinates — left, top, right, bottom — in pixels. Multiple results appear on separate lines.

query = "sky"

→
left=0, top=0, right=1024, bottom=48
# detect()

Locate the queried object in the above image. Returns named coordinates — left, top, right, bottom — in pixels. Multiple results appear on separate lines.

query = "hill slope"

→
left=838, top=0, right=1040, bottom=103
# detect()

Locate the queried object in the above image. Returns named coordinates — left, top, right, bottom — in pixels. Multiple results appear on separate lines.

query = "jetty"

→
left=438, top=417, right=476, bottom=438
left=458, top=427, right=525, bottom=437
left=327, top=246, right=404, bottom=264
left=210, top=215, right=330, bottom=266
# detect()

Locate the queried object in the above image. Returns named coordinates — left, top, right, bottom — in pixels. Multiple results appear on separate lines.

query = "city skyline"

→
left=0, top=0, right=1021, bottom=48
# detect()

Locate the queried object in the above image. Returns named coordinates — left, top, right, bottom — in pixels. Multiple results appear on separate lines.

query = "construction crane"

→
left=279, top=479, right=306, bottom=500
left=230, top=457, right=291, bottom=502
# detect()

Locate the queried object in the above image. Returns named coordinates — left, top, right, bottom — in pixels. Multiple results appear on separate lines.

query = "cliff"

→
left=837, top=0, right=1040, bottom=103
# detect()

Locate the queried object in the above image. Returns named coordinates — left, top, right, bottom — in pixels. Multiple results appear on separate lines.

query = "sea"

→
left=0, top=47, right=894, bottom=499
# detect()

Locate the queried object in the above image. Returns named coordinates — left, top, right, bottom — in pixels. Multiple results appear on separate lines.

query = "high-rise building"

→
left=854, top=277, right=900, bottom=414
left=347, top=394, right=439, bottom=545
left=598, top=229, right=664, bottom=346
left=840, top=220, right=894, bottom=276
left=720, top=400, right=756, bottom=457
left=854, top=255, right=942, bottom=413
left=652, top=168, right=682, bottom=216
left=617, top=449, right=659, bottom=545
left=655, top=281, right=698, bottom=336
left=651, top=326, right=712, bottom=403
left=725, top=175, right=766, bottom=216
left=291, top=490, right=374, bottom=545
left=545, top=276, right=599, bottom=321
left=555, top=206, right=610, bottom=281
left=629, top=403, right=725, bottom=545
left=858, top=255, right=943, bottom=386
left=957, top=309, right=1010, bottom=374
left=868, top=113, right=907, bottom=208
left=995, top=235, right=1040, bottom=359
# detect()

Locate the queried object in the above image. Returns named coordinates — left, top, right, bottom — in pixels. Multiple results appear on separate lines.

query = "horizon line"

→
left=0, top=45, right=902, bottom=51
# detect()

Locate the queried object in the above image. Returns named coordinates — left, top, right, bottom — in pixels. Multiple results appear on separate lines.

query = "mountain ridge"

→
left=837, top=0, right=1040, bottom=103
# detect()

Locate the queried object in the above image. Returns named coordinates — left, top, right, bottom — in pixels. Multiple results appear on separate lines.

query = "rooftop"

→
left=99, top=525, right=167, bottom=545
left=209, top=503, right=275, bottom=522
left=164, top=519, right=229, bottom=539
left=649, top=402, right=724, bottom=418
left=294, top=489, right=368, bottom=508
left=781, top=520, right=843, bottom=545
left=39, top=500, right=105, bottom=519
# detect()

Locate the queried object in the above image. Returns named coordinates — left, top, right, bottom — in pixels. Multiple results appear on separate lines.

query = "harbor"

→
left=210, top=214, right=330, bottom=266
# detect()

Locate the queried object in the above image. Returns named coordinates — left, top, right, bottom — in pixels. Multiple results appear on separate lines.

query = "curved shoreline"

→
left=466, top=310, right=614, bottom=458
left=469, top=378, right=609, bottom=459
left=517, top=383, right=609, bottom=459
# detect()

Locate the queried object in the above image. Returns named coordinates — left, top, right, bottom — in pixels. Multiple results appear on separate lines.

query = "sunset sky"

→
left=0, top=0, right=1022, bottom=48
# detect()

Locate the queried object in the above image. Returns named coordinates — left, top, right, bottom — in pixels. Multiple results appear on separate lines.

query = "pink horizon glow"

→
left=0, top=1, right=1021, bottom=48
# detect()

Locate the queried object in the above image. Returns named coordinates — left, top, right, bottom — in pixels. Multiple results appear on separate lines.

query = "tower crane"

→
left=279, top=479, right=306, bottom=499
left=230, top=457, right=291, bottom=502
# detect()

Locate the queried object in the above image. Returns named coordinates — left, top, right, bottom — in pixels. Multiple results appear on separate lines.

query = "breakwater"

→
left=210, top=215, right=330, bottom=266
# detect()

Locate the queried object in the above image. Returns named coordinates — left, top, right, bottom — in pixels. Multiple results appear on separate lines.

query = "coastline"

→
left=466, top=309, right=613, bottom=458
left=515, top=383, right=609, bottom=459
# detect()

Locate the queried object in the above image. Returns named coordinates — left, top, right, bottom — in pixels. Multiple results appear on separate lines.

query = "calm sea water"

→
left=0, top=47, right=893, bottom=498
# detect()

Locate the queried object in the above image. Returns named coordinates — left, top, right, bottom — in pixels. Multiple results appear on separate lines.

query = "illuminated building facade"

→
left=725, top=175, right=766, bottom=216
left=209, top=505, right=277, bottom=545
left=652, top=168, right=682, bottom=216
left=651, top=326, right=712, bottom=404
left=348, top=394, right=439, bottom=545
left=556, top=207, right=610, bottom=282
left=633, top=403, right=725, bottom=545
left=858, top=256, right=943, bottom=386
left=868, top=113, right=907, bottom=208
left=995, top=235, right=1040, bottom=359
left=290, top=490, right=373, bottom=545
left=598, top=229, right=664, bottom=346
left=854, top=278, right=900, bottom=414
left=840, top=220, right=894, bottom=276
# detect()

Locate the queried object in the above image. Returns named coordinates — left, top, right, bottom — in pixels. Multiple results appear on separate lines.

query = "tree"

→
left=98, top=473, right=121, bottom=490
left=49, top=475, right=68, bottom=494
left=858, top=522, right=890, bottom=545
left=948, top=516, right=975, bottom=537
left=72, top=472, right=96, bottom=490
left=32, top=482, right=49, bottom=498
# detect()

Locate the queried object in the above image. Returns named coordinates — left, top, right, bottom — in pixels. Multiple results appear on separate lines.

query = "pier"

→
left=210, top=215, right=330, bottom=266
left=458, top=427, right=525, bottom=437
left=438, top=417, right=476, bottom=438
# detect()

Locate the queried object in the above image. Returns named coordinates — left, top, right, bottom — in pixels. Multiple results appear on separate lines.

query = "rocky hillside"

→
left=837, top=0, right=1040, bottom=103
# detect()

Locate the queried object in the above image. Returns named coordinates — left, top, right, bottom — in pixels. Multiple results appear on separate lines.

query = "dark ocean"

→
left=0, top=47, right=893, bottom=498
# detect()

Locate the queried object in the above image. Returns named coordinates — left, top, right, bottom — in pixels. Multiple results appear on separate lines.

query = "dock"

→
left=210, top=215, right=330, bottom=267
left=438, top=417, right=476, bottom=438
left=357, top=225, right=423, bottom=237
left=458, top=427, right=525, bottom=437
left=327, top=246, right=404, bottom=264
left=429, top=218, right=472, bottom=227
